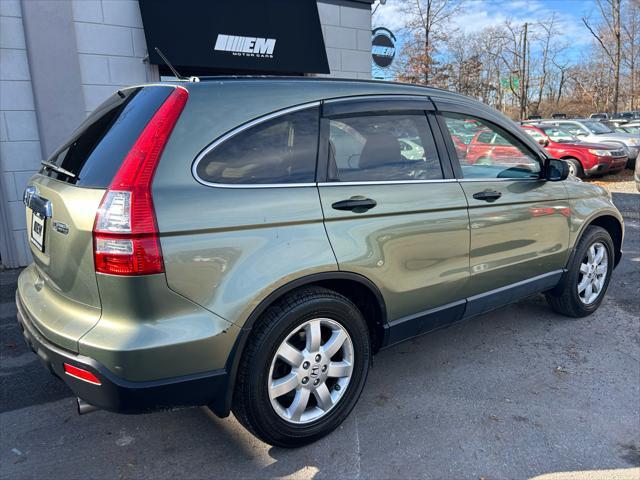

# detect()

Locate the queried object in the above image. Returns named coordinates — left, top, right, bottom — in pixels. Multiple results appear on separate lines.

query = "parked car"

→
left=621, top=121, right=640, bottom=135
left=551, top=112, right=567, bottom=119
left=612, top=111, right=640, bottom=122
left=589, top=113, right=609, bottom=120
left=520, top=124, right=627, bottom=177
left=464, top=129, right=533, bottom=167
left=16, top=78, right=624, bottom=447
left=540, top=118, right=639, bottom=169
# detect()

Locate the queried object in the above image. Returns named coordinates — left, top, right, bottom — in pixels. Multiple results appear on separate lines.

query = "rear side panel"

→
left=156, top=186, right=337, bottom=326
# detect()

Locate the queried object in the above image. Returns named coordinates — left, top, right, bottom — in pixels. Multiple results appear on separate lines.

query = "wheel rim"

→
left=567, top=162, right=576, bottom=176
left=268, top=318, right=354, bottom=424
left=577, top=241, right=608, bottom=305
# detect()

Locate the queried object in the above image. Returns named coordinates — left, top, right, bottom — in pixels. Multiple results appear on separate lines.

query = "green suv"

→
left=16, top=78, right=623, bottom=447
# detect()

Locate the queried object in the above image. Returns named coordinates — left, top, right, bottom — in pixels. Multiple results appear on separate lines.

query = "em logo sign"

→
left=214, top=34, right=276, bottom=58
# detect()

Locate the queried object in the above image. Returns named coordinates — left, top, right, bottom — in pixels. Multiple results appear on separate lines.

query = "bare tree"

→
left=582, top=0, right=622, bottom=113
left=622, top=0, right=640, bottom=110
left=398, top=0, right=463, bottom=85
left=534, top=13, right=562, bottom=114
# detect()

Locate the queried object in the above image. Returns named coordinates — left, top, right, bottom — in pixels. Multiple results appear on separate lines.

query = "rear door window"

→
left=41, top=87, right=173, bottom=187
left=327, top=113, right=442, bottom=182
left=195, top=107, right=320, bottom=185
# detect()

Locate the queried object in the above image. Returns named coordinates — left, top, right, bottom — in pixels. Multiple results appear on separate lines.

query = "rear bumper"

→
left=16, top=291, right=230, bottom=415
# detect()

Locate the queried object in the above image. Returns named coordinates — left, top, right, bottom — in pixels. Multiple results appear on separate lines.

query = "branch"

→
left=581, top=17, right=614, bottom=62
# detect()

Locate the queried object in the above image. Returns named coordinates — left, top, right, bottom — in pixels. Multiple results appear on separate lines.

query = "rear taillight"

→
left=93, top=87, right=188, bottom=275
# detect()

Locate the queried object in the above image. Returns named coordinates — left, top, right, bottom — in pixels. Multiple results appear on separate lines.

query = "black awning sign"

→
left=139, top=0, right=329, bottom=75
left=372, top=27, right=396, bottom=68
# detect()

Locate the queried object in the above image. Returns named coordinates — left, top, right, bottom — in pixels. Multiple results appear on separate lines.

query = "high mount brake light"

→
left=93, top=87, right=188, bottom=275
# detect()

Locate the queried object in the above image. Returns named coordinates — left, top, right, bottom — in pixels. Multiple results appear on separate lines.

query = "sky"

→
left=372, top=0, right=601, bottom=77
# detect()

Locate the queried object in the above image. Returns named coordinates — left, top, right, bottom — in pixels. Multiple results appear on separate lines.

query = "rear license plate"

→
left=30, top=211, right=45, bottom=252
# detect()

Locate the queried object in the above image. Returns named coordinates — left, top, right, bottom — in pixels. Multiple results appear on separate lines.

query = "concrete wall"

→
left=317, top=0, right=372, bottom=79
left=72, top=0, right=157, bottom=115
left=0, top=0, right=40, bottom=267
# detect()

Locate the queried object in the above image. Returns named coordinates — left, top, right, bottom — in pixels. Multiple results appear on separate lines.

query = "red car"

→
left=521, top=125, right=628, bottom=178
left=465, top=130, right=532, bottom=167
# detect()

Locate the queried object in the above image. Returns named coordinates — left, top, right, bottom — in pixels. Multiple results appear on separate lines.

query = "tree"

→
left=582, top=0, right=622, bottom=113
left=621, top=0, right=640, bottom=110
left=397, top=0, right=463, bottom=85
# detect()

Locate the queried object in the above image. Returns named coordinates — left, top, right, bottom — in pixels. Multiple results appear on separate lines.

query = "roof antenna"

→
left=154, top=47, right=200, bottom=82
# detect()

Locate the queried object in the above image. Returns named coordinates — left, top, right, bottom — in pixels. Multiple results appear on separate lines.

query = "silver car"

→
left=541, top=119, right=639, bottom=168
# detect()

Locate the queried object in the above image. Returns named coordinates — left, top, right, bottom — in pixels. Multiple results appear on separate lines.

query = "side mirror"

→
left=538, top=138, right=549, bottom=147
left=546, top=159, right=569, bottom=181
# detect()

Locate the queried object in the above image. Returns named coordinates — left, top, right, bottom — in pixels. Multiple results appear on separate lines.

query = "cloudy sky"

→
left=373, top=0, right=602, bottom=64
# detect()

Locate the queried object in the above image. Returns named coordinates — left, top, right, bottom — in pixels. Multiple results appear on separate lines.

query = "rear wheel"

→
left=564, top=158, right=584, bottom=178
left=546, top=226, right=614, bottom=317
left=232, top=287, right=371, bottom=447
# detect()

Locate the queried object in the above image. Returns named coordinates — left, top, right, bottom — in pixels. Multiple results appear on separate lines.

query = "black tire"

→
left=564, top=158, right=584, bottom=178
left=232, top=286, right=371, bottom=447
left=545, top=226, right=614, bottom=317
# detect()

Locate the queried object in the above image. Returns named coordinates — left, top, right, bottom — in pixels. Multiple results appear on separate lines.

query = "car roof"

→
left=159, top=76, right=484, bottom=106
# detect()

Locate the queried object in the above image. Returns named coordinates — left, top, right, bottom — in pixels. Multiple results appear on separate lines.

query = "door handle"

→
left=332, top=197, right=377, bottom=213
left=472, top=190, right=502, bottom=202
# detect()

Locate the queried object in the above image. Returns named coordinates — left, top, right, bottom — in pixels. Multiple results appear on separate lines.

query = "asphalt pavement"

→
left=1, top=193, right=638, bottom=480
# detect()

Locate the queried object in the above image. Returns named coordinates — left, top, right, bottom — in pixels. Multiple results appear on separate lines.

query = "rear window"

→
left=40, top=87, right=173, bottom=187
left=195, top=107, right=320, bottom=185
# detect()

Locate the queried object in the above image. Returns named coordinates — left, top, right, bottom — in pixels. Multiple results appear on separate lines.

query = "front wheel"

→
left=546, top=226, right=614, bottom=317
left=232, top=287, right=371, bottom=447
left=564, top=158, right=584, bottom=178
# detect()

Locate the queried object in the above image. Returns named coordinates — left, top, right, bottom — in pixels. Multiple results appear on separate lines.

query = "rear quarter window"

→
left=40, top=87, right=173, bottom=188
left=195, top=107, right=320, bottom=185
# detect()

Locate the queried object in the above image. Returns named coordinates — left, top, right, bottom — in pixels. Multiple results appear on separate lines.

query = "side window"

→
left=523, top=128, right=546, bottom=143
left=327, top=113, right=442, bottom=182
left=442, top=112, right=541, bottom=179
left=560, top=123, right=585, bottom=136
left=196, top=107, right=319, bottom=185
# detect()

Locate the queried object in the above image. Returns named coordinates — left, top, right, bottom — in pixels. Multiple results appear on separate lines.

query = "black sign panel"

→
left=139, top=0, right=330, bottom=75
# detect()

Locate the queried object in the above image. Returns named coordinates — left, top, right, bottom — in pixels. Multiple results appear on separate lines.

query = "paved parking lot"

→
left=1, top=193, right=638, bottom=480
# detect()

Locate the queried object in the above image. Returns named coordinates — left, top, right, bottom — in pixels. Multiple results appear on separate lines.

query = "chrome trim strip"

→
left=318, top=179, right=457, bottom=186
left=192, top=101, right=321, bottom=189
left=457, top=177, right=542, bottom=183
left=466, top=269, right=565, bottom=302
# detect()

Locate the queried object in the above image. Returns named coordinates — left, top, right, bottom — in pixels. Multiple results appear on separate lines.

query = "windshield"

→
left=582, top=121, right=614, bottom=134
left=540, top=126, right=578, bottom=143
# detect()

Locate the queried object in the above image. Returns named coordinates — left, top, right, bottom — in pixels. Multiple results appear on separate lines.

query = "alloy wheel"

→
left=577, top=241, right=608, bottom=304
left=268, top=318, right=354, bottom=424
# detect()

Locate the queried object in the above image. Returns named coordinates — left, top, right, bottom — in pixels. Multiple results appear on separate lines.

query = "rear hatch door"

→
left=21, top=86, right=174, bottom=351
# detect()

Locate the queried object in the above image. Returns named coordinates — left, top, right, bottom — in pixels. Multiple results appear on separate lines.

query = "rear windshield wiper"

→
left=41, top=160, right=76, bottom=179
